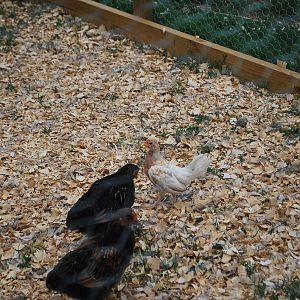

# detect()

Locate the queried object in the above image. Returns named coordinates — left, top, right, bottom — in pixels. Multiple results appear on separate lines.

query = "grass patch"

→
left=154, top=1, right=300, bottom=72
left=161, top=255, right=179, bottom=272
left=282, top=125, right=300, bottom=138
left=194, top=114, right=211, bottom=124
left=42, top=126, right=52, bottom=135
left=17, top=246, right=33, bottom=268
left=28, top=3, right=54, bottom=19
left=287, top=106, right=300, bottom=116
left=8, top=9, right=17, bottom=19
left=0, top=25, right=17, bottom=52
left=158, top=129, right=169, bottom=138
left=55, top=18, right=63, bottom=28
left=175, top=114, right=211, bottom=141
left=242, top=261, right=256, bottom=277
left=98, top=0, right=300, bottom=72
left=271, top=122, right=300, bottom=139
left=6, top=78, right=16, bottom=93
left=264, top=277, right=300, bottom=299
left=105, top=92, right=119, bottom=101
left=283, top=277, right=300, bottom=300
left=175, top=124, right=200, bottom=141
left=207, top=166, right=222, bottom=178
left=35, top=93, right=51, bottom=109
left=169, top=80, right=186, bottom=95
left=10, top=110, right=22, bottom=121
left=0, top=5, right=17, bottom=19
left=173, top=57, right=205, bottom=73
left=200, top=143, right=214, bottom=153
left=254, top=282, right=266, bottom=298
left=97, top=0, right=132, bottom=13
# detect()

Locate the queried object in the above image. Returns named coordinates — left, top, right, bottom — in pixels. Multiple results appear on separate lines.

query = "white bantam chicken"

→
left=144, top=137, right=210, bottom=205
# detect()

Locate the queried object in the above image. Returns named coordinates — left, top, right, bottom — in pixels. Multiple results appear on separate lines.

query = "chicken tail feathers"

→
left=186, top=154, right=210, bottom=179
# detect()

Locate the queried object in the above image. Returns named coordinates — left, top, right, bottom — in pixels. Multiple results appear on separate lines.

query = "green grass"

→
left=271, top=122, right=300, bottom=139
left=105, top=92, right=119, bottom=101
left=255, top=276, right=300, bottom=299
left=173, top=57, right=205, bottom=73
left=6, top=78, right=16, bottom=93
left=195, top=114, right=211, bottom=124
left=42, top=126, right=52, bottom=135
left=98, top=0, right=132, bottom=13
left=175, top=114, right=212, bottom=141
left=287, top=106, right=300, bottom=116
left=281, top=125, right=300, bottom=138
left=200, top=143, right=214, bottom=153
left=10, top=110, right=22, bottom=121
left=283, top=277, right=300, bottom=300
left=207, top=166, right=222, bottom=178
left=175, top=124, right=200, bottom=141
left=55, top=18, right=63, bottom=28
left=241, top=260, right=300, bottom=299
left=17, top=246, right=33, bottom=268
left=169, top=80, right=186, bottom=95
left=253, top=282, right=266, bottom=298
left=28, top=3, right=54, bottom=19
left=0, top=4, right=17, bottom=19
left=159, top=130, right=169, bottom=138
left=19, top=252, right=31, bottom=268
left=0, top=25, right=17, bottom=52
left=159, top=0, right=299, bottom=72
left=98, top=0, right=300, bottom=72
left=36, top=93, right=50, bottom=108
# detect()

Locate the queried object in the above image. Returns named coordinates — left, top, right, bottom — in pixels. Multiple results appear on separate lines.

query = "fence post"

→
left=133, top=0, right=153, bottom=20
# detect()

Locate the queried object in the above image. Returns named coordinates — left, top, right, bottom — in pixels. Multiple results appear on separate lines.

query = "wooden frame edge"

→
left=46, top=0, right=300, bottom=93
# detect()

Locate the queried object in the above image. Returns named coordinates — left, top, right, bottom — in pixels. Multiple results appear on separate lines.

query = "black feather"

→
left=66, top=164, right=139, bottom=236
left=46, top=223, right=135, bottom=300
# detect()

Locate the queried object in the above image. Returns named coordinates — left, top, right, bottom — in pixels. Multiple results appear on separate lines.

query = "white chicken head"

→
left=144, top=137, right=160, bottom=150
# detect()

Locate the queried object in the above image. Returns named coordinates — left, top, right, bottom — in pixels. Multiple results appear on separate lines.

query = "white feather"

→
left=186, top=154, right=210, bottom=178
left=148, top=154, right=210, bottom=195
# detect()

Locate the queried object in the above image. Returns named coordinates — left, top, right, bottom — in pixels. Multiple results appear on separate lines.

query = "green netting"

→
left=100, top=0, right=133, bottom=13
left=98, top=0, right=300, bottom=72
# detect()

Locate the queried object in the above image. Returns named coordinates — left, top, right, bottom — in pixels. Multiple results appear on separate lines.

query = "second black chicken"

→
left=47, top=208, right=137, bottom=300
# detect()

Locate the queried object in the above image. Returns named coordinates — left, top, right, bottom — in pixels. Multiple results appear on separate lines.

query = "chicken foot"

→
left=147, top=192, right=178, bottom=208
left=145, top=191, right=165, bottom=208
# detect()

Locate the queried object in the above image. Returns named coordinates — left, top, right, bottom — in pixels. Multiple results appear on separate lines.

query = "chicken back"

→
left=47, top=209, right=137, bottom=300
left=144, top=137, right=209, bottom=202
left=66, top=164, right=139, bottom=236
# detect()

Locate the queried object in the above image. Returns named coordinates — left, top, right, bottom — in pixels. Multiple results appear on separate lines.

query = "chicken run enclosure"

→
left=1, top=0, right=300, bottom=299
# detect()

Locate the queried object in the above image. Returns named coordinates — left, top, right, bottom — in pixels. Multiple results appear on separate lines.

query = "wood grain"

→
left=47, top=0, right=300, bottom=93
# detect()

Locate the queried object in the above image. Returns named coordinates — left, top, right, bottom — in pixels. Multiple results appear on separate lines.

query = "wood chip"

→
left=1, top=1, right=299, bottom=299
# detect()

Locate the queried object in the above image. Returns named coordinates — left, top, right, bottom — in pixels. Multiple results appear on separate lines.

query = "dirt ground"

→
left=0, top=1, right=299, bottom=299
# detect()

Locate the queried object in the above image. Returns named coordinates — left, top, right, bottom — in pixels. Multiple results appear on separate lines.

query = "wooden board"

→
left=46, top=0, right=300, bottom=93
left=133, top=0, right=152, bottom=20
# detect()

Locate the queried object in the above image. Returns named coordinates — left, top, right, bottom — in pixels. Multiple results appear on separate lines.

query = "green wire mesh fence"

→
left=99, top=0, right=300, bottom=73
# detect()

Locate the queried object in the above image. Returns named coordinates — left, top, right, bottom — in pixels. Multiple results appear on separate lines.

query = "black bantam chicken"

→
left=46, top=208, right=137, bottom=300
left=66, top=164, right=139, bottom=236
